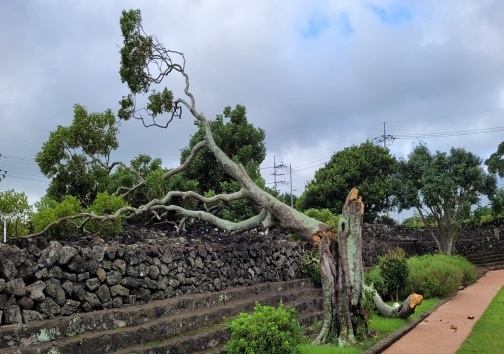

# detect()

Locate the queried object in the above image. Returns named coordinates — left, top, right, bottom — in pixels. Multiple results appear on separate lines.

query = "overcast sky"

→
left=1, top=0, right=504, bottom=215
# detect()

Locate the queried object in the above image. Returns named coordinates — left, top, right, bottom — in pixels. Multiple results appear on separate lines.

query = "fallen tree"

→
left=21, top=9, right=422, bottom=346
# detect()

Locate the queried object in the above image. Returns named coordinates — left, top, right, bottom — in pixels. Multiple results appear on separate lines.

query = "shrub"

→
left=303, top=208, right=340, bottom=228
left=406, top=254, right=476, bottom=298
left=225, top=302, right=302, bottom=354
left=32, top=195, right=84, bottom=237
left=86, top=192, right=129, bottom=237
left=379, top=247, right=409, bottom=302
left=364, top=266, right=387, bottom=296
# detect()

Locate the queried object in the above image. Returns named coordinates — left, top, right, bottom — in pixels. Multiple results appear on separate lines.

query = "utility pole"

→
left=273, top=156, right=277, bottom=192
left=289, top=164, right=293, bottom=208
left=271, top=156, right=288, bottom=193
left=373, top=122, right=394, bottom=149
left=383, top=122, right=387, bottom=149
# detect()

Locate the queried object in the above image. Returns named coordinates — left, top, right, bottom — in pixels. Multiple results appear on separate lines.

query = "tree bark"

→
left=366, top=285, right=423, bottom=319
left=313, top=188, right=368, bottom=345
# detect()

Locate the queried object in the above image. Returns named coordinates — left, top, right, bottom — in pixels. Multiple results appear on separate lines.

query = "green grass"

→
left=456, top=285, right=504, bottom=354
left=299, top=297, right=440, bottom=353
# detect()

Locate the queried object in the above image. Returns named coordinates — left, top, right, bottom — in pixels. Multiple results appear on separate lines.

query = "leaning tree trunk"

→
left=313, top=189, right=367, bottom=345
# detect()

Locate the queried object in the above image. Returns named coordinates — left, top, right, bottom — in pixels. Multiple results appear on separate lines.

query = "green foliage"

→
left=0, top=189, right=33, bottom=236
left=301, top=252, right=321, bottom=287
left=485, top=141, right=504, bottom=178
left=405, top=254, right=476, bottom=298
left=35, top=104, right=118, bottom=205
left=32, top=195, right=84, bottom=237
left=119, top=9, right=153, bottom=96
left=378, top=248, right=409, bottom=302
left=364, top=266, right=387, bottom=296
left=225, top=302, right=302, bottom=354
left=297, top=142, right=397, bottom=223
left=180, top=105, right=266, bottom=220
left=86, top=192, right=128, bottom=236
left=32, top=193, right=128, bottom=238
left=118, top=9, right=179, bottom=122
left=302, top=208, right=340, bottom=228
left=464, top=205, right=495, bottom=228
left=401, top=215, right=424, bottom=229
left=392, top=144, right=497, bottom=254
left=490, top=187, right=504, bottom=217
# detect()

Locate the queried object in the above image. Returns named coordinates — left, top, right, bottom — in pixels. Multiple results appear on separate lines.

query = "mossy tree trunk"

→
left=313, top=189, right=367, bottom=345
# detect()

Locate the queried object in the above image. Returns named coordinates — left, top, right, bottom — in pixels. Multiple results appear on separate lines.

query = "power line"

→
left=394, top=126, right=504, bottom=139
left=386, top=108, right=504, bottom=123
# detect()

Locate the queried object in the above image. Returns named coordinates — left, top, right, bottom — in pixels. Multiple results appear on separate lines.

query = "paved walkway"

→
left=383, top=269, right=504, bottom=354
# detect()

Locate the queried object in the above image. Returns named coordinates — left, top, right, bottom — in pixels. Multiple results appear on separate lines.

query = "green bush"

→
left=406, top=254, right=476, bottom=298
left=225, top=302, right=302, bottom=354
left=86, top=192, right=128, bottom=237
left=364, top=266, right=387, bottom=296
left=379, top=247, right=409, bottom=302
left=32, top=193, right=129, bottom=238
left=303, top=208, right=340, bottom=228
left=32, top=195, right=84, bottom=237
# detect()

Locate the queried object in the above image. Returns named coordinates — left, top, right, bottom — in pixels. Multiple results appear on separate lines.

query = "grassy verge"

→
left=456, top=285, right=504, bottom=354
left=298, top=297, right=440, bottom=354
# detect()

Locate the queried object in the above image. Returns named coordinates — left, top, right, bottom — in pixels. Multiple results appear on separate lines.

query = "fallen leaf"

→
left=450, top=324, right=458, bottom=330
left=467, top=316, right=474, bottom=320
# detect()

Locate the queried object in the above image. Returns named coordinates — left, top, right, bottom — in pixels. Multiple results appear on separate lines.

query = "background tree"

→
left=35, top=104, right=119, bottom=206
left=180, top=105, right=266, bottom=221
left=485, top=141, right=504, bottom=178
left=392, top=144, right=496, bottom=255
left=297, top=141, right=397, bottom=222
left=0, top=189, right=32, bottom=236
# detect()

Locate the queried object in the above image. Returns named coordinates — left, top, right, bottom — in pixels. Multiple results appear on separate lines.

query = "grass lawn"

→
left=298, top=297, right=440, bottom=354
left=456, top=285, right=504, bottom=354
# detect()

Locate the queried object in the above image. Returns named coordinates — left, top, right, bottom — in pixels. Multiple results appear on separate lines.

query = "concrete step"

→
left=0, top=278, right=316, bottom=350
left=465, top=252, right=504, bottom=264
left=0, top=279, right=322, bottom=354
left=112, top=298, right=324, bottom=354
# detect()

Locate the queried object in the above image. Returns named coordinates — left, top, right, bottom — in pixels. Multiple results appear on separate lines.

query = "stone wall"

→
left=1, top=223, right=501, bottom=326
left=361, top=224, right=501, bottom=265
left=0, top=228, right=305, bottom=326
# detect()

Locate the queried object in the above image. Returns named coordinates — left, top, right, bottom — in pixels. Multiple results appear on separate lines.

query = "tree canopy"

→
left=181, top=104, right=266, bottom=193
left=35, top=104, right=118, bottom=206
left=392, top=144, right=496, bottom=254
left=297, top=141, right=397, bottom=222
left=485, top=141, right=504, bottom=178
left=0, top=189, right=32, bottom=236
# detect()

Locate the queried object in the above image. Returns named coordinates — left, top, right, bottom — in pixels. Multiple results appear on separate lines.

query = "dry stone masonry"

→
left=1, top=223, right=500, bottom=326
left=0, top=227, right=305, bottom=326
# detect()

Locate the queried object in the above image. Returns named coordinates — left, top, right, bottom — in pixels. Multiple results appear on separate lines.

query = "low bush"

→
left=226, top=302, right=302, bottom=354
left=364, top=266, right=387, bottom=296
left=406, top=254, right=476, bottom=298
left=378, top=247, right=409, bottom=302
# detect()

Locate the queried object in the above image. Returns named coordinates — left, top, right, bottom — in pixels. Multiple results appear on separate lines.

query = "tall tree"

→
left=297, top=141, right=397, bottom=222
left=392, top=144, right=496, bottom=255
left=25, top=9, right=421, bottom=346
left=35, top=104, right=119, bottom=206
left=181, top=104, right=266, bottom=193
left=180, top=105, right=266, bottom=221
